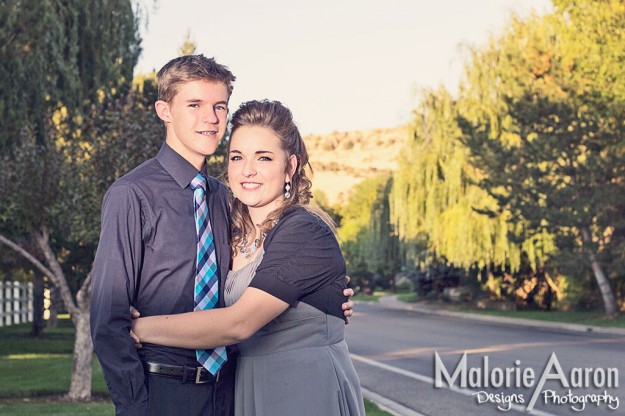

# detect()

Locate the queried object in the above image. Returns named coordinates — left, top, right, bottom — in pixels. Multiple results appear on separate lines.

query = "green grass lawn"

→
left=0, top=398, right=114, bottom=416
left=353, top=293, right=382, bottom=302
left=458, top=308, right=625, bottom=328
left=0, top=398, right=392, bottom=416
left=0, top=318, right=391, bottom=415
left=389, top=294, right=625, bottom=329
left=395, top=292, right=420, bottom=303
left=0, top=320, right=109, bottom=398
left=355, top=290, right=419, bottom=304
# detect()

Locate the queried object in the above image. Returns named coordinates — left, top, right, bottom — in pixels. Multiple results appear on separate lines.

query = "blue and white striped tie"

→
left=190, top=173, right=227, bottom=375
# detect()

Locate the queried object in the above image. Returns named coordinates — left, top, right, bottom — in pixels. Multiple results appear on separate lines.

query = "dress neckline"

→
left=229, top=247, right=265, bottom=273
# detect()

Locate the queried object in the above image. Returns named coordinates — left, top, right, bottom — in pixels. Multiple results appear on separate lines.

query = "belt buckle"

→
left=195, top=367, right=209, bottom=384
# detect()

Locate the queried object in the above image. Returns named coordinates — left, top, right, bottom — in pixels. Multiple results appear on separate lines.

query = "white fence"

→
left=0, top=281, right=33, bottom=327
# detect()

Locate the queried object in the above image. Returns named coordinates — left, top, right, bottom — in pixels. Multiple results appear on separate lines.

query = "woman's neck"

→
left=248, top=204, right=276, bottom=229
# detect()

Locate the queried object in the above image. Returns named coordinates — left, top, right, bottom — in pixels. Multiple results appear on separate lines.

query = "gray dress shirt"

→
left=90, top=143, right=231, bottom=415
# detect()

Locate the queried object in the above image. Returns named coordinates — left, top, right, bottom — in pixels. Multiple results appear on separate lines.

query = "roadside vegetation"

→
left=0, top=319, right=391, bottom=415
left=337, top=1, right=625, bottom=319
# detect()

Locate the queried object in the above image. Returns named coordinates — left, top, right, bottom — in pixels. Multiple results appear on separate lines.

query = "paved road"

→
left=345, top=299, right=625, bottom=416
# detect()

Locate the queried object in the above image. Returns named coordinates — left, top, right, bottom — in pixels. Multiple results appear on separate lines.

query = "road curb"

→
left=370, top=295, right=625, bottom=336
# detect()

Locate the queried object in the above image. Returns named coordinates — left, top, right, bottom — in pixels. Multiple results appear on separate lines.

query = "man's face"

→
left=156, top=80, right=229, bottom=170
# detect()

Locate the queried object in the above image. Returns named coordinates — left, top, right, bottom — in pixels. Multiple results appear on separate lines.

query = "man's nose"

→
left=203, top=108, right=219, bottom=124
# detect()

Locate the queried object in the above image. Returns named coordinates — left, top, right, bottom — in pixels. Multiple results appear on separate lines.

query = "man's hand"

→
left=342, top=275, right=355, bottom=323
left=129, top=306, right=142, bottom=349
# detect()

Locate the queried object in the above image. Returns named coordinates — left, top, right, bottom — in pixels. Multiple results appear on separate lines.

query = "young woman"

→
left=132, top=100, right=365, bottom=415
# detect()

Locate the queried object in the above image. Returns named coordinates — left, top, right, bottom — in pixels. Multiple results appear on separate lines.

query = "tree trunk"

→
left=31, top=270, right=45, bottom=336
left=66, top=270, right=93, bottom=400
left=581, top=227, right=618, bottom=317
left=34, top=227, right=80, bottom=318
left=0, top=229, right=94, bottom=400
left=67, top=305, right=93, bottom=400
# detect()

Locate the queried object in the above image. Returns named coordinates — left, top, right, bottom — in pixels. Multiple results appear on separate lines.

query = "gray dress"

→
left=225, top=248, right=365, bottom=416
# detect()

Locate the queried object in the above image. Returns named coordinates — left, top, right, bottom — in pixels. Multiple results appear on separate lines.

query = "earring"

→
left=284, top=182, right=292, bottom=199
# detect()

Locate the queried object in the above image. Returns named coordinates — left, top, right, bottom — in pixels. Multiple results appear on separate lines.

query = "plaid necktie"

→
left=190, top=173, right=227, bottom=375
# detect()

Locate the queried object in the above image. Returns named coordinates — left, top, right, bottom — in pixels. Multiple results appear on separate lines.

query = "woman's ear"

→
left=154, top=100, right=171, bottom=123
left=286, top=154, right=298, bottom=179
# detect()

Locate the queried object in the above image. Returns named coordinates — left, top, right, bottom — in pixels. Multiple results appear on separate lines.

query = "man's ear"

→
left=154, top=100, right=171, bottom=123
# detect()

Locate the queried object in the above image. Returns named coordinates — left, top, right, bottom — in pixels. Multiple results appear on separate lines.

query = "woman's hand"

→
left=129, top=306, right=142, bottom=349
left=342, top=275, right=355, bottom=323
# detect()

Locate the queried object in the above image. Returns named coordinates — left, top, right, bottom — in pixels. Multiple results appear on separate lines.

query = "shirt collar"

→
left=156, top=143, right=211, bottom=190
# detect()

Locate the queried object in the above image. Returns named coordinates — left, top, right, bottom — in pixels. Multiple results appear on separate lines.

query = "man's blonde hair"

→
left=157, top=54, right=236, bottom=103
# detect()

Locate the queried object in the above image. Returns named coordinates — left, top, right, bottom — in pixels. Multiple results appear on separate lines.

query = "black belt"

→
left=145, top=362, right=217, bottom=384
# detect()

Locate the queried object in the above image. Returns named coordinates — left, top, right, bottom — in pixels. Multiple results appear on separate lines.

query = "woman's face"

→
left=228, top=125, right=296, bottom=222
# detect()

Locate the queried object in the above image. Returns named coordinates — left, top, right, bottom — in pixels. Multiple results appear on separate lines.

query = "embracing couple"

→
left=90, top=54, right=365, bottom=416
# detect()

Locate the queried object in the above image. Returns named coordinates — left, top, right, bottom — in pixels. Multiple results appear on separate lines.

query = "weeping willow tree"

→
left=458, top=2, right=625, bottom=316
left=339, top=174, right=400, bottom=290
left=390, top=87, right=555, bottom=287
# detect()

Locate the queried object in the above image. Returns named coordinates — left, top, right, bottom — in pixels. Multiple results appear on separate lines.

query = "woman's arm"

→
left=132, top=287, right=288, bottom=349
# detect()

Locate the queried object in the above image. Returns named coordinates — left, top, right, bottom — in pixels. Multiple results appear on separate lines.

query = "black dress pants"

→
left=146, top=374, right=215, bottom=416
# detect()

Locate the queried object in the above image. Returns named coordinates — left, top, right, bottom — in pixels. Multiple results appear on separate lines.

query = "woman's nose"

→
left=242, top=160, right=256, bottom=177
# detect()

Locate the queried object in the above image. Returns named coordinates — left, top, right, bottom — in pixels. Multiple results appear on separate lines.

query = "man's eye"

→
left=216, top=105, right=228, bottom=111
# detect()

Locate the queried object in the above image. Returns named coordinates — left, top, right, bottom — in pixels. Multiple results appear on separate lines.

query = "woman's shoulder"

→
left=278, top=206, right=331, bottom=232
left=267, top=206, right=334, bottom=245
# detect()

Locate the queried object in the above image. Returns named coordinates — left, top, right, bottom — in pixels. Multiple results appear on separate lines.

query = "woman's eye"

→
left=230, top=156, right=242, bottom=161
left=259, top=156, right=272, bottom=161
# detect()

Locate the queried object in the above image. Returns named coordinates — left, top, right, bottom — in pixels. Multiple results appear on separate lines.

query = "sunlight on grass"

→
left=0, top=351, right=109, bottom=398
left=353, top=294, right=381, bottom=302
left=6, top=354, right=69, bottom=360
left=396, top=292, right=419, bottom=303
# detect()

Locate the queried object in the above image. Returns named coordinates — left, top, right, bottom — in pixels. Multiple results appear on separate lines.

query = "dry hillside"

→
left=304, top=126, right=409, bottom=206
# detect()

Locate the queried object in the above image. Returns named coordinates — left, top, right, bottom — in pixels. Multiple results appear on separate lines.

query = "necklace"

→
left=237, top=220, right=278, bottom=259
left=239, top=235, right=261, bottom=259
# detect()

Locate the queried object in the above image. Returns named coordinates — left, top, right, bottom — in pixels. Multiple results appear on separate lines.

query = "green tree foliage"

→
left=0, top=0, right=141, bottom=150
left=458, top=5, right=624, bottom=315
left=1, top=1, right=77, bottom=149
left=339, top=174, right=400, bottom=289
left=391, top=88, right=555, bottom=275
left=0, top=0, right=144, bottom=399
left=311, top=190, right=343, bottom=226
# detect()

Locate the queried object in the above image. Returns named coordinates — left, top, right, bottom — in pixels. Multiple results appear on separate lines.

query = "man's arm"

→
left=90, top=184, right=148, bottom=416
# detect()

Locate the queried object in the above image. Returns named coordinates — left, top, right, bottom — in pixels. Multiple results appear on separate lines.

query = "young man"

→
left=91, top=55, right=353, bottom=416
left=91, top=55, right=237, bottom=416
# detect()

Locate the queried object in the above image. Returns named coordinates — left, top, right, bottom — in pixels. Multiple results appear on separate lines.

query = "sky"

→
left=135, top=0, right=552, bottom=135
